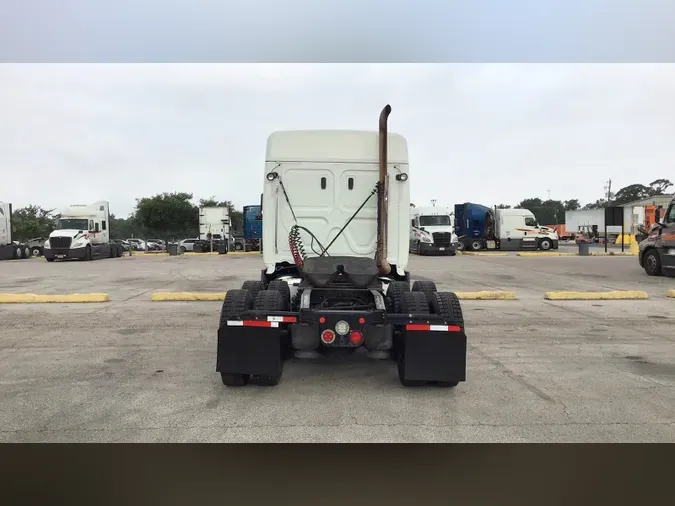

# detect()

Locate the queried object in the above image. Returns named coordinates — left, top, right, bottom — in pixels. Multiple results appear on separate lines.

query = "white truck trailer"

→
left=409, top=206, right=459, bottom=255
left=43, top=201, right=123, bottom=261
left=216, top=105, right=468, bottom=388
left=565, top=208, right=637, bottom=239
left=195, top=206, right=231, bottom=253
left=0, top=202, right=32, bottom=261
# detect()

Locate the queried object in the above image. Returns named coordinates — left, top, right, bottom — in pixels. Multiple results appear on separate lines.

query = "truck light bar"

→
left=226, top=316, right=297, bottom=328
left=405, top=324, right=462, bottom=332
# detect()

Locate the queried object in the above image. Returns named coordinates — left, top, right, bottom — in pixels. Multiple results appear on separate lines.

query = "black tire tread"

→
left=254, top=290, right=285, bottom=311
left=401, top=291, right=430, bottom=314
left=430, top=291, right=464, bottom=331
left=267, top=280, right=291, bottom=309
left=388, top=280, right=410, bottom=314
left=241, top=280, right=263, bottom=302
left=643, top=250, right=662, bottom=276
left=219, top=289, right=253, bottom=327
left=412, top=280, right=437, bottom=293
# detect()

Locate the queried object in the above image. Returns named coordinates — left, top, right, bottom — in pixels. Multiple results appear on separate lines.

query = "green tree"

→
left=109, top=213, right=148, bottom=240
left=516, top=198, right=566, bottom=225
left=582, top=198, right=607, bottom=210
left=563, top=199, right=580, bottom=211
left=496, top=203, right=511, bottom=209
left=135, top=192, right=199, bottom=242
left=11, top=205, right=56, bottom=241
left=198, top=197, right=243, bottom=233
left=648, top=178, right=672, bottom=195
left=612, top=184, right=652, bottom=205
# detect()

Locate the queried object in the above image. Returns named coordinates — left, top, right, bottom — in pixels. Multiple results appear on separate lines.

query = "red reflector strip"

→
left=226, top=320, right=280, bottom=328
left=405, top=324, right=462, bottom=332
left=267, top=316, right=297, bottom=323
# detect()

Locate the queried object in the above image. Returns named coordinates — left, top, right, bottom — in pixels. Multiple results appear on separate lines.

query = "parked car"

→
left=127, top=238, right=147, bottom=251
left=178, top=238, right=198, bottom=253
left=147, top=239, right=167, bottom=250
left=113, top=239, right=130, bottom=251
left=26, top=237, right=47, bottom=257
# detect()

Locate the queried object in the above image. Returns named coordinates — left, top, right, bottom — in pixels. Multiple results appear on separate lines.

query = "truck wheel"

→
left=219, top=289, right=254, bottom=326
left=32, top=247, right=42, bottom=257
left=218, top=289, right=255, bottom=387
left=235, top=242, right=243, bottom=251
left=470, top=240, right=482, bottom=251
left=267, top=280, right=291, bottom=310
left=14, top=246, right=22, bottom=259
left=643, top=249, right=662, bottom=276
left=430, top=292, right=464, bottom=332
left=254, top=290, right=285, bottom=311
left=387, top=281, right=410, bottom=314
left=539, top=238, right=553, bottom=251
left=401, top=291, right=430, bottom=314
left=241, top=280, right=263, bottom=303
left=412, top=280, right=437, bottom=293
left=21, top=246, right=30, bottom=259
left=179, top=246, right=186, bottom=253
left=85, top=245, right=92, bottom=261
left=456, top=241, right=465, bottom=251
left=221, top=373, right=249, bottom=387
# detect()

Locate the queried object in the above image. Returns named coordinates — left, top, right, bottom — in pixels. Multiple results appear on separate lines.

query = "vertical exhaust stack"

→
left=376, top=104, right=392, bottom=276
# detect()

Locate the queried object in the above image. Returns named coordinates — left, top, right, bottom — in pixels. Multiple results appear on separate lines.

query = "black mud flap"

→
left=216, top=324, right=282, bottom=378
left=400, top=329, right=467, bottom=383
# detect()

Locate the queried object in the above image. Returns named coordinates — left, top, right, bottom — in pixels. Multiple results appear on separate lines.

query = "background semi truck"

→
left=409, top=206, right=459, bottom=255
left=43, top=201, right=123, bottom=261
left=239, top=204, right=262, bottom=252
left=195, top=206, right=230, bottom=253
left=0, top=202, right=33, bottom=261
left=216, top=105, right=467, bottom=388
left=454, top=202, right=559, bottom=251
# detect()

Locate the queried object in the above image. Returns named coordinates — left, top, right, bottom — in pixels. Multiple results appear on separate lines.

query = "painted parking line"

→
left=0, top=293, right=110, bottom=303
left=544, top=291, right=649, bottom=301
left=151, top=292, right=227, bottom=301
left=454, top=291, right=517, bottom=300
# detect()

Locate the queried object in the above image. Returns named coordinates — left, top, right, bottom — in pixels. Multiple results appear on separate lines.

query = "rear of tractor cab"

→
left=216, top=256, right=466, bottom=388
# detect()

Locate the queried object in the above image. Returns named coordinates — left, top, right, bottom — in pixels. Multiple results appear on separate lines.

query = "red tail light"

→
left=349, top=331, right=363, bottom=345
left=321, top=329, right=336, bottom=344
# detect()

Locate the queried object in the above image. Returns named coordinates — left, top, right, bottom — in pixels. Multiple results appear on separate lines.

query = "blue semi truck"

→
left=454, top=202, right=559, bottom=252
left=238, top=204, right=262, bottom=252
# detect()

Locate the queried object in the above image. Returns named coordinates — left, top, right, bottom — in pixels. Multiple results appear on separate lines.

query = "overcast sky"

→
left=1, top=63, right=674, bottom=217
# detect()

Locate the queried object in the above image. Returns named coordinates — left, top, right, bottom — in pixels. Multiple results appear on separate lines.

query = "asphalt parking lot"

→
left=0, top=252, right=673, bottom=442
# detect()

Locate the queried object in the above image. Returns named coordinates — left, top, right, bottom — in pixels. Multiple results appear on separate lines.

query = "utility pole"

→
left=547, top=189, right=551, bottom=200
left=430, top=199, right=437, bottom=207
left=604, top=179, right=612, bottom=203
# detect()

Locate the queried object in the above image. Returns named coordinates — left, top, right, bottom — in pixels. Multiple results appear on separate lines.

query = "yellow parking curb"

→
left=151, top=292, right=227, bottom=301
left=667, top=290, right=675, bottom=298
left=455, top=291, right=517, bottom=300
left=0, top=293, right=110, bottom=303
left=459, top=252, right=509, bottom=256
left=544, top=291, right=649, bottom=301
left=517, top=252, right=578, bottom=257
left=589, top=251, right=637, bottom=256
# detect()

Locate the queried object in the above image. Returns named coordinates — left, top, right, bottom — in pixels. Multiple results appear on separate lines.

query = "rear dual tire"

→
left=218, top=283, right=290, bottom=388
left=396, top=290, right=464, bottom=388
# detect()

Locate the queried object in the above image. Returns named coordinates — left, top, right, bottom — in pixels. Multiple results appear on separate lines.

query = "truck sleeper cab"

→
left=639, top=195, right=675, bottom=277
left=216, top=106, right=467, bottom=388
left=43, top=201, right=123, bottom=261
left=410, top=206, right=458, bottom=255
left=454, top=203, right=559, bottom=252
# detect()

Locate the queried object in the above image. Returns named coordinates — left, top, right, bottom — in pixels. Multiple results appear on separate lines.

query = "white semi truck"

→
left=216, top=104, right=468, bottom=388
left=455, top=203, right=560, bottom=251
left=43, top=201, right=123, bottom=261
left=409, top=206, right=459, bottom=255
left=0, top=202, right=32, bottom=261
left=194, top=206, right=231, bottom=253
